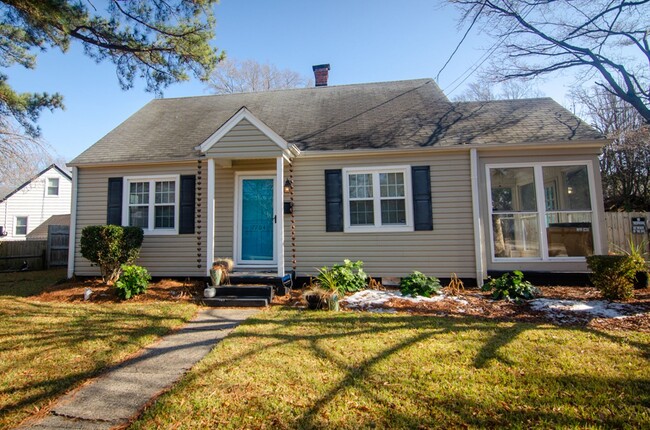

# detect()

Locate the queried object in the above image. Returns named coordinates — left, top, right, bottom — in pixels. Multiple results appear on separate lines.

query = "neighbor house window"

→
left=343, top=166, right=413, bottom=232
left=15, top=216, right=27, bottom=236
left=125, top=176, right=179, bottom=233
left=488, top=163, right=596, bottom=260
left=46, top=178, right=59, bottom=196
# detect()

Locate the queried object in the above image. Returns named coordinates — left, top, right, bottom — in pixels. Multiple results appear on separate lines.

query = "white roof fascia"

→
left=196, top=106, right=291, bottom=153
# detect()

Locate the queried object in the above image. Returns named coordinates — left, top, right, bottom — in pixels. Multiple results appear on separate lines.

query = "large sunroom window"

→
left=488, top=164, right=595, bottom=260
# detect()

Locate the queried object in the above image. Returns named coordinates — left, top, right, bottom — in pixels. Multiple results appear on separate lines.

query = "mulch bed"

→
left=29, top=277, right=650, bottom=332
left=32, top=277, right=203, bottom=303
left=273, top=286, right=650, bottom=332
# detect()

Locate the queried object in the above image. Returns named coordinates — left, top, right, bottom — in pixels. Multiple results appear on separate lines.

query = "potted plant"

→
left=205, top=257, right=234, bottom=298
left=302, top=284, right=328, bottom=310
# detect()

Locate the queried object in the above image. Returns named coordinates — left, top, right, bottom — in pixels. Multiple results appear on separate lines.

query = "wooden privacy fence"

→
left=47, top=225, right=69, bottom=267
left=605, top=212, right=650, bottom=255
left=0, top=240, right=47, bottom=271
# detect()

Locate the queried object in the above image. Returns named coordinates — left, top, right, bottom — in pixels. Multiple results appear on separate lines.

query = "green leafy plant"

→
left=316, top=259, right=367, bottom=295
left=80, top=225, right=144, bottom=284
left=587, top=255, right=637, bottom=301
left=115, top=264, right=151, bottom=300
left=482, top=270, right=539, bottom=301
left=399, top=271, right=442, bottom=298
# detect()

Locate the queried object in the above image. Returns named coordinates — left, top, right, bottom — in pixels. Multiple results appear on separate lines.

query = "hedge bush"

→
left=115, top=264, right=151, bottom=299
left=586, top=255, right=637, bottom=301
left=80, top=225, right=144, bottom=284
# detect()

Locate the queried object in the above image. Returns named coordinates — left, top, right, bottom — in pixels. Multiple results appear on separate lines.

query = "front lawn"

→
left=0, top=270, right=197, bottom=429
left=132, top=309, right=650, bottom=429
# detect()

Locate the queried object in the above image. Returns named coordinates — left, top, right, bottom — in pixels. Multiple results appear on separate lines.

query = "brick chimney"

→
left=312, top=64, right=330, bottom=87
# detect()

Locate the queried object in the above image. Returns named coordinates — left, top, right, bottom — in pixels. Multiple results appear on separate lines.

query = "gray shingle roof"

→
left=70, top=79, right=603, bottom=165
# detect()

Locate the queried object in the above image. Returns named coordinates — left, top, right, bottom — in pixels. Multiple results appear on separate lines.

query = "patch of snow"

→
left=341, top=289, right=467, bottom=309
left=529, top=299, right=640, bottom=319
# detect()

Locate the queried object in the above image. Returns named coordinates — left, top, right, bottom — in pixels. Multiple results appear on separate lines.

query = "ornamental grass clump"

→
left=399, top=271, right=442, bottom=297
left=586, top=255, right=637, bottom=301
left=482, top=270, right=539, bottom=301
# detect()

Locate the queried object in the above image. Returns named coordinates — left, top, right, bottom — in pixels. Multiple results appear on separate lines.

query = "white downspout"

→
left=206, top=159, right=215, bottom=276
left=470, top=149, right=485, bottom=286
left=276, top=157, right=285, bottom=276
left=67, top=167, right=78, bottom=279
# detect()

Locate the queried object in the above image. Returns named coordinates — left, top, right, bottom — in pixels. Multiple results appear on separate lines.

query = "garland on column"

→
left=196, top=159, right=203, bottom=269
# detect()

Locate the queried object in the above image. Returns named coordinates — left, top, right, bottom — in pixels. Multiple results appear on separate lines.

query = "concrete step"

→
left=202, top=296, right=269, bottom=307
left=214, top=285, right=273, bottom=299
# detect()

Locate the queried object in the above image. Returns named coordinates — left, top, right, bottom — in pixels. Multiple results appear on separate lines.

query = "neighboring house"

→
left=67, top=66, right=607, bottom=284
left=26, top=214, right=71, bottom=241
left=0, top=165, right=72, bottom=241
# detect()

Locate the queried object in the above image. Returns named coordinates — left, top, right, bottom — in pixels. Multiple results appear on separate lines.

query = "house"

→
left=0, top=164, right=72, bottom=241
left=67, top=65, right=607, bottom=284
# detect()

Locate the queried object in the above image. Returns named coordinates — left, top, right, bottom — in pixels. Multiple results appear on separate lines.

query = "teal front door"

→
left=238, top=177, right=275, bottom=265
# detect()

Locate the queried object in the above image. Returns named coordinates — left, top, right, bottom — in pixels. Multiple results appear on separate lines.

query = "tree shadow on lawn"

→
left=0, top=298, right=194, bottom=428
left=195, top=312, right=650, bottom=429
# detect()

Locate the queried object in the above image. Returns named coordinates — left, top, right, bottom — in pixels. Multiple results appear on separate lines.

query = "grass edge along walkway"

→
left=130, top=308, right=650, bottom=430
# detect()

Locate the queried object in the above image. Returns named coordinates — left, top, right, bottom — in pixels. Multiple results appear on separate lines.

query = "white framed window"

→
left=123, top=176, right=179, bottom=234
left=15, top=216, right=28, bottom=236
left=487, top=161, right=598, bottom=262
left=343, top=166, right=413, bottom=232
left=46, top=178, right=59, bottom=196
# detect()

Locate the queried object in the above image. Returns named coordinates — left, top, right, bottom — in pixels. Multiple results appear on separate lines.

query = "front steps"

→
left=203, top=285, right=274, bottom=307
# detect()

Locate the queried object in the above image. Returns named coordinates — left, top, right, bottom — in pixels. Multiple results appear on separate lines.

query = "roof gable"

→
left=1, top=164, right=72, bottom=203
left=197, top=107, right=299, bottom=159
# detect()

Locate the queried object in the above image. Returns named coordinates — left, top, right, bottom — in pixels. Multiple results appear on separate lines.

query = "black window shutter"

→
left=411, top=166, right=433, bottom=231
left=107, top=177, right=123, bottom=225
left=324, top=169, right=343, bottom=232
left=179, top=175, right=196, bottom=234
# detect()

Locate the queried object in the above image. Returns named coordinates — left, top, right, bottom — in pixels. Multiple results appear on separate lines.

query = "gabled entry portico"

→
left=197, top=107, right=300, bottom=277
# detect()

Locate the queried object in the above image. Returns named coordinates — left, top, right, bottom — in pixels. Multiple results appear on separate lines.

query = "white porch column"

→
left=66, top=166, right=78, bottom=279
left=470, top=149, right=486, bottom=285
left=206, top=158, right=215, bottom=276
left=275, top=157, right=285, bottom=276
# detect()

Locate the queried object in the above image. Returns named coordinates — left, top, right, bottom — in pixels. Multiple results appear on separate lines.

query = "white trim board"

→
left=196, top=107, right=299, bottom=160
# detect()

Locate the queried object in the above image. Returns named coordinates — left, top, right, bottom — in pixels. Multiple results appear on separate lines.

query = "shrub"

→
left=399, top=271, right=442, bottom=297
left=80, top=225, right=144, bottom=284
left=316, top=259, right=367, bottom=295
left=482, top=270, right=539, bottom=301
left=587, top=255, right=637, bottom=301
left=115, top=264, right=151, bottom=300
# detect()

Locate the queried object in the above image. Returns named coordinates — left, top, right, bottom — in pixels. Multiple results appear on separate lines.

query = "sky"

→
left=6, top=0, right=577, bottom=163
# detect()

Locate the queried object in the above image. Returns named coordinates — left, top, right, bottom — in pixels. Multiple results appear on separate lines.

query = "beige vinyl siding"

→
left=214, top=159, right=276, bottom=260
left=285, top=152, right=476, bottom=278
left=477, top=147, right=607, bottom=273
left=206, top=119, right=284, bottom=158
left=74, top=163, right=207, bottom=277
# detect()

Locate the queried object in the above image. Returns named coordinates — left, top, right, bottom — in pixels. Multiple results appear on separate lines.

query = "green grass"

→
left=0, top=271, right=197, bottom=429
left=131, top=309, right=650, bottom=429
left=0, top=269, right=67, bottom=297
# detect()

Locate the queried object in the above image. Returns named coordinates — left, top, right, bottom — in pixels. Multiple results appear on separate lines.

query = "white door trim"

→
left=233, top=172, right=277, bottom=268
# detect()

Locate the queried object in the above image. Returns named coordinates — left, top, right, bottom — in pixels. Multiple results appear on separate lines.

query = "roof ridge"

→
left=154, top=78, right=436, bottom=102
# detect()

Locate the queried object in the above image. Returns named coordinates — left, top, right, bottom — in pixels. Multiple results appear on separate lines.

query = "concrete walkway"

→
left=20, top=308, right=259, bottom=430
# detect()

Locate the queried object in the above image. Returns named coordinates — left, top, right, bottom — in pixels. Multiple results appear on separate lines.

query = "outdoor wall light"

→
left=284, top=178, right=293, bottom=193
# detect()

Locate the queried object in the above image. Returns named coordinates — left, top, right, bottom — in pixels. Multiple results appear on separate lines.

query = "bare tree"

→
left=205, top=58, right=311, bottom=94
left=0, top=122, right=61, bottom=197
left=573, top=86, right=650, bottom=210
left=454, top=79, right=543, bottom=101
left=451, top=0, right=650, bottom=123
